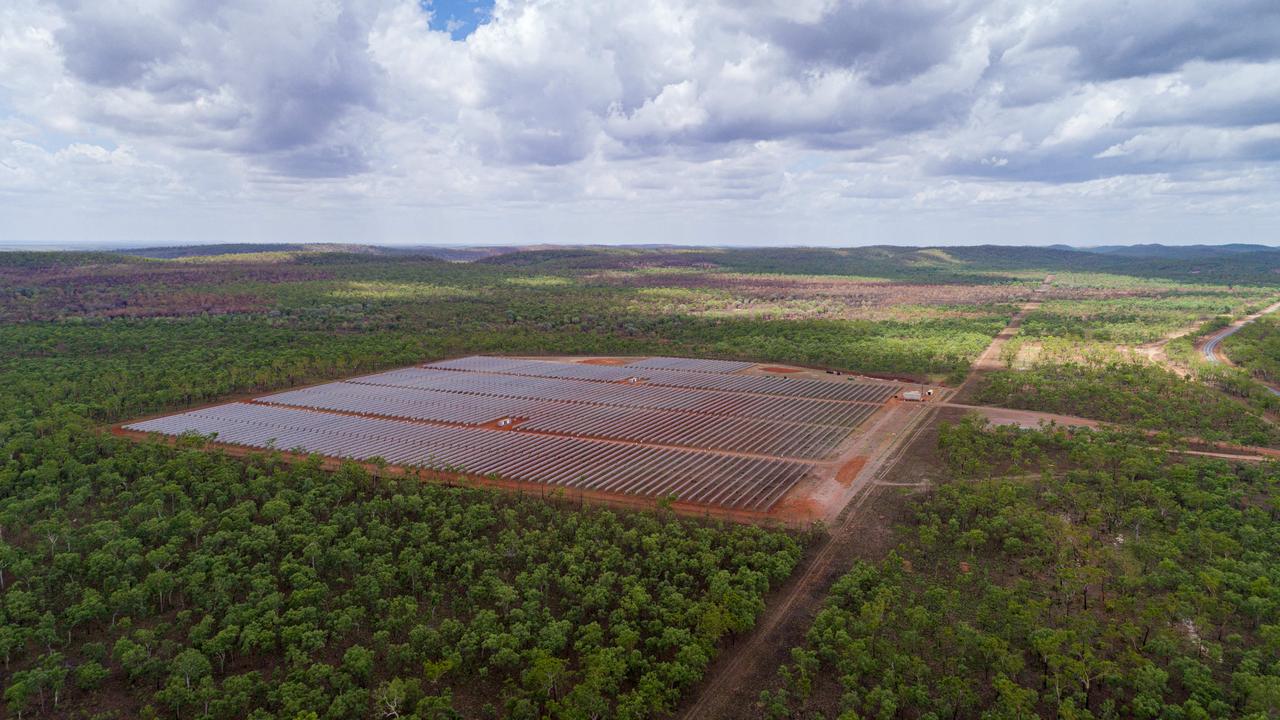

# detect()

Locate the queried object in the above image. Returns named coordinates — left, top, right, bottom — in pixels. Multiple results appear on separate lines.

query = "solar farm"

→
left=121, top=356, right=903, bottom=520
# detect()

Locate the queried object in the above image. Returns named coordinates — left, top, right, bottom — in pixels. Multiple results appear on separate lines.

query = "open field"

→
left=121, top=355, right=919, bottom=524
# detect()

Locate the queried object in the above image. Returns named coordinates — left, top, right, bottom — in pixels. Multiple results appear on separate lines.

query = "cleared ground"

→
left=121, top=355, right=920, bottom=524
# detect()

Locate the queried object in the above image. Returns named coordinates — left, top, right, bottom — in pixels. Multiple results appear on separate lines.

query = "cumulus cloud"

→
left=1, top=0, right=1279, bottom=244
left=1029, top=0, right=1280, bottom=80
left=47, top=0, right=382, bottom=176
left=763, top=0, right=985, bottom=85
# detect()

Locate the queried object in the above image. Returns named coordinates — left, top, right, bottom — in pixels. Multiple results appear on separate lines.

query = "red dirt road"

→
left=953, top=299, right=1040, bottom=397
left=943, top=403, right=1101, bottom=430
left=675, top=402, right=940, bottom=720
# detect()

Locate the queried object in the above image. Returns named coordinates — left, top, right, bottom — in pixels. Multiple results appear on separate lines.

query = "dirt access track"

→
left=950, top=276, right=1051, bottom=401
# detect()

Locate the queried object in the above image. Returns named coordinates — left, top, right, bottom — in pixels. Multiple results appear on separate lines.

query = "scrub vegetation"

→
left=973, top=361, right=1280, bottom=447
left=1223, top=317, right=1280, bottom=385
left=1020, top=293, right=1269, bottom=347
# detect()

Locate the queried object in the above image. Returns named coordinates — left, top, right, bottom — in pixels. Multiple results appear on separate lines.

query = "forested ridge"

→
left=478, top=246, right=1280, bottom=286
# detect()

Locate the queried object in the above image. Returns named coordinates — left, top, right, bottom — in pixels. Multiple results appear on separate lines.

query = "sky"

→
left=1, top=0, right=1279, bottom=248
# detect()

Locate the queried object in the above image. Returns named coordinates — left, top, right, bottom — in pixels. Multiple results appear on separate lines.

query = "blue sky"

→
left=421, top=0, right=492, bottom=40
left=2, top=0, right=1279, bottom=248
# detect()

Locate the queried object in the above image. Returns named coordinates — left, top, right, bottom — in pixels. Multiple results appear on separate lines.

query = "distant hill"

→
left=112, top=243, right=392, bottom=259
left=403, top=245, right=565, bottom=262
left=82, top=241, right=1280, bottom=284
left=100, top=241, right=1280, bottom=262
left=112, top=242, right=548, bottom=262
left=476, top=244, right=1280, bottom=285
left=1082, top=243, right=1280, bottom=258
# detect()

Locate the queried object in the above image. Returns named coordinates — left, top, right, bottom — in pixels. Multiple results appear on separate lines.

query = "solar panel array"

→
left=124, top=404, right=811, bottom=512
left=124, top=356, right=901, bottom=513
left=260, top=373, right=877, bottom=458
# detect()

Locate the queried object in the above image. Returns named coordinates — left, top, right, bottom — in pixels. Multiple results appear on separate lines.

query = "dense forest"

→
left=762, top=417, right=1280, bottom=719
left=1, top=432, right=800, bottom=719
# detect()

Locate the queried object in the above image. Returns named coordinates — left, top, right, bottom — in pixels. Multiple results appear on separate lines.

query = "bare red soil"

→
left=577, top=357, right=633, bottom=366
left=835, top=457, right=867, bottom=486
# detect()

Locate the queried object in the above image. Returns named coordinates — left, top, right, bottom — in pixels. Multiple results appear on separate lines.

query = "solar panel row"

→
left=258, top=382, right=534, bottom=426
left=427, top=356, right=639, bottom=382
left=518, top=403, right=867, bottom=458
left=422, top=356, right=895, bottom=403
left=124, top=404, right=811, bottom=512
left=640, top=369, right=897, bottom=402
left=352, top=368, right=877, bottom=426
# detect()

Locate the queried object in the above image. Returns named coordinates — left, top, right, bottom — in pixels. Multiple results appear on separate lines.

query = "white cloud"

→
left=1, top=0, right=1279, bottom=245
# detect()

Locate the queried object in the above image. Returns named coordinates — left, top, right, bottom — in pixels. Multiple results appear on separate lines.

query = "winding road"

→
left=1198, top=299, right=1280, bottom=396
left=1201, top=328, right=1231, bottom=362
